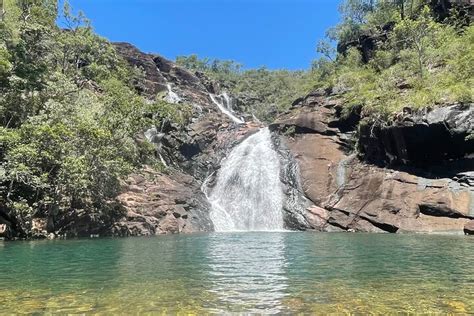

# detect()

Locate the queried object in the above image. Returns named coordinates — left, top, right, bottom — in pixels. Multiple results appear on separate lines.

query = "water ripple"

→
left=0, top=232, right=473, bottom=314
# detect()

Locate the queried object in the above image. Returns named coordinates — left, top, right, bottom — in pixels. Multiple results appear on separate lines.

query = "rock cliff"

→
left=114, top=44, right=473, bottom=236
left=271, top=89, right=474, bottom=234
left=2, top=42, right=472, bottom=239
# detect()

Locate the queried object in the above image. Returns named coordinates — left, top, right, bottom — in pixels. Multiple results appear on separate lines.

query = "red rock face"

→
left=273, top=90, right=473, bottom=234
left=115, top=167, right=212, bottom=236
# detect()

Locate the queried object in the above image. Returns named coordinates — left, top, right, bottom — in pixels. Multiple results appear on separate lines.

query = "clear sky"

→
left=62, top=0, right=341, bottom=70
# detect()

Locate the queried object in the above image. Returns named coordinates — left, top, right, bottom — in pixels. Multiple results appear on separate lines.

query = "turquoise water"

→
left=1, top=233, right=473, bottom=314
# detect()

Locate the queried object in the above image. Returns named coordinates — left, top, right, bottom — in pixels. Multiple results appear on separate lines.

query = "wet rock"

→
left=273, top=133, right=312, bottom=230
left=464, top=220, right=474, bottom=235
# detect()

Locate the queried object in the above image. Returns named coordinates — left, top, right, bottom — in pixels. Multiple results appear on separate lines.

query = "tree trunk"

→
left=416, top=44, right=424, bottom=79
left=400, top=0, right=405, bottom=20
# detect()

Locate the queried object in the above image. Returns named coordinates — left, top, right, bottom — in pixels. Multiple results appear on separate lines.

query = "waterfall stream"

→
left=166, top=83, right=181, bottom=103
left=207, top=128, right=285, bottom=231
left=209, top=93, right=244, bottom=124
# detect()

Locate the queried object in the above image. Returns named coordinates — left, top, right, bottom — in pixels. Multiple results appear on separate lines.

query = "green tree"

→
left=0, top=0, right=186, bottom=236
left=392, top=6, right=439, bottom=78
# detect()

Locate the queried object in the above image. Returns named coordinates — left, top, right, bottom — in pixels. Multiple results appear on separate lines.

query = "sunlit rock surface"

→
left=272, top=88, right=473, bottom=234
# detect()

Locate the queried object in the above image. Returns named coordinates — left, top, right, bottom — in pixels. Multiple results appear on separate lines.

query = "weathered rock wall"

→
left=271, top=89, right=474, bottom=234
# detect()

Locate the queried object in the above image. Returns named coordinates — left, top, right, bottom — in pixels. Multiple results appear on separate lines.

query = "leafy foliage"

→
left=312, top=1, right=473, bottom=119
left=0, top=0, right=183, bottom=234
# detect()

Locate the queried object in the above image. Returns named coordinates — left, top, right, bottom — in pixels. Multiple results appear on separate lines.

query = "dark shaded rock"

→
left=113, top=42, right=167, bottom=97
left=153, top=54, right=174, bottom=73
left=330, top=104, right=362, bottom=132
left=358, top=104, right=474, bottom=167
left=464, top=220, right=474, bottom=235
left=431, top=0, right=473, bottom=23
left=53, top=205, right=124, bottom=238
left=419, top=204, right=473, bottom=219
left=337, top=22, right=394, bottom=64
left=179, top=142, right=201, bottom=159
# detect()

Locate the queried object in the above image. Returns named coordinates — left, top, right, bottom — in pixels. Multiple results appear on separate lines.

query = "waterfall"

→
left=209, top=93, right=244, bottom=124
left=166, top=83, right=181, bottom=104
left=207, top=128, right=285, bottom=231
left=221, top=92, right=233, bottom=111
left=144, top=127, right=168, bottom=167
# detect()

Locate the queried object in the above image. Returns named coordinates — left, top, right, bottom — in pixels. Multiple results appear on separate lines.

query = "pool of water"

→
left=1, top=232, right=473, bottom=314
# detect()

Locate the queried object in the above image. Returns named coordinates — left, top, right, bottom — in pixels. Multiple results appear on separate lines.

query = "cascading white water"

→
left=166, top=83, right=181, bottom=103
left=221, top=92, right=233, bottom=111
left=207, top=128, right=285, bottom=231
left=209, top=93, right=244, bottom=124
left=144, top=127, right=168, bottom=167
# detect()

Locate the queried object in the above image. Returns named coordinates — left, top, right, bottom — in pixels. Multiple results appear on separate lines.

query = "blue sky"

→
left=62, top=0, right=341, bottom=70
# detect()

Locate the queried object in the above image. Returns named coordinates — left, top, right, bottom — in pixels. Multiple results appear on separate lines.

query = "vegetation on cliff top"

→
left=313, top=0, right=473, bottom=118
left=177, top=0, right=472, bottom=121
left=175, top=55, right=312, bottom=121
left=0, top=0, right=182, bottom=235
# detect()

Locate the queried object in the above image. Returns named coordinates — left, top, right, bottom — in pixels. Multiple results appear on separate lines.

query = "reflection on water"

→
left=206, top=233, right=288, bottom=313
left=0, top=233, right=473, bottom=313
